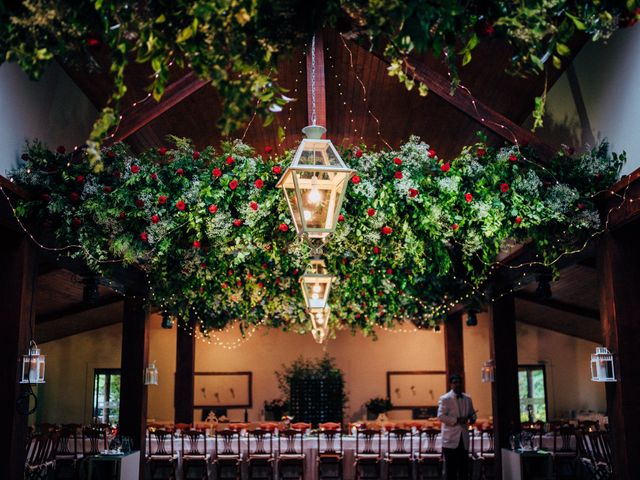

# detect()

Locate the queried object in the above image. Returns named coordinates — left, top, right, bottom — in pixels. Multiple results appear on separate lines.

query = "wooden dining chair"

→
left=248, top=428, right=275, bottom=480
left=385, top=428, right=413, bottom=480
left=147, top=428, right=178, bottom=479
left=54, top=425, right=81, bottom=479
left=552, top=425, right=577, bottom=478
left=416, top=428, right=442, bottom=480
left=214, top=428, right=243, bottom=480
left=277, top=428, right=305, bottom=480
left=477, top=427, right=495, bottom=480
left=355, top=428, right=383, bottom=480
left=317, top=424, right=343, bottom=480
left=182, top=428, right=210, bottom=480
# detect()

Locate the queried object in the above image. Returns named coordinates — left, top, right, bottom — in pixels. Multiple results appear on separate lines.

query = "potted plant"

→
left=366, top=397, right=393, bottom=420
left=264, top=398, right=288, bottom=421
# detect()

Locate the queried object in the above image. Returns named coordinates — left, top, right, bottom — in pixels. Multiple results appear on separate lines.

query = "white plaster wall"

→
left=0, top=62, right=96, bottom=175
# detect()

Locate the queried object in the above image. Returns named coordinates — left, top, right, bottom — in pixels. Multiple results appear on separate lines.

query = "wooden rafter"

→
left=36, top=294, right=123, bottom=324
left=514, top=290, right=600, bottom=320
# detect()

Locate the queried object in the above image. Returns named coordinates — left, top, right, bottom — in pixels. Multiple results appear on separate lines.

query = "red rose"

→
left=257, top=282, right=264, bottom=289
left=427, top=148, right=437, bottom=158
left=76, top=175, right=85, bottom=183
left=226, top=156, right=235, bottom=165
left=208, top=204, right=218, bottom=214
left=140, top=232, right=148, bottom=242
left=72, top=217, right=82, bottom=227
left=131, top=165, right=140, bottom=173
left=158, top=147, right=168, bottom=156
left=393, top=157, right=402, bottom=165
left=176, top=200, right=186, bottom=211
left=272, top=165, right=282, bottom=175
left=228, top=269, right=234, bottom=276
left=381, top=226, right=393, bottom=235
left=264, top=146, right=273, bottom=154
left=373, top=246, right=381, bottom=254
left=70, top=192, right=80, bottom=202
left=515, top=216, right=523, bottom=224
left=477, top=20, right=495, bottom=37
left=193, top=240, right=201, bottom=248
left=135, top=198, right=144, bottom=208
left=229, top=179, right=239, bottom=190
left=279, top=223, right=289, bottom=232
left=355, top=150, right=363, bottom=158
left=477, top=148, right=487, bottom=157
left=41, top=193, right=50, bottom=201
left=86, top=35, right=101, bottom=47
left=338, top=214, right=345, bottom=222
left=176, top=168, right=184, bottom=176
left=103, top=186, right=112, bottom=193
left=254, top=179, right=264, bottom=189
left=409, top=188, right=419, bottom=198
left=351, top=175, right=361, bottom=184
left=119, top=211, right=126, bottom=219
left=151, top=214, right=160, bottom=224
left=577, top=203, right=585, bottom=210
left=441, top=163, right=451, bottom=173
left=452, top=223, right=459, bottom=231
left=158, top=195, right=167, bottom=205
left=509, top=154, right=518, bottom=162
left=192, top=151, right=201, bottom=160
left=113, top=170, right=121, bottom=179
left=56, top=145, right=66, bottom=154
left=221, top=282, right=228, bottom=289
left=212, top=168, right=222, bottom=178
left=465, top=193, right=473, bottom=203
left=250, top=201, right=259, bottom=211
left=500, top=182, right=510, bottom=193
left=201, top=263, right=207, bottom=269
left=233, top=218, right=242, bottom=227
left=107, top=151, right=116, bottom=159
left=367, top=208, right=376, bottom=217
left=150, top=172, right=158, bottom=180
left=236, top=280, right=242, bottom=287
left=394, top=171, right=403, bottom=179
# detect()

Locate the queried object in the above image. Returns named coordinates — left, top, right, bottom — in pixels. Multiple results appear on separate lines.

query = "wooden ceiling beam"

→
left=104, top=71, right=209, bottom=146
left=306, top=31, right=327, bottom=131
left=36, top=294, right=123, bottom=324
left=514, top=290, right=600, bottom=320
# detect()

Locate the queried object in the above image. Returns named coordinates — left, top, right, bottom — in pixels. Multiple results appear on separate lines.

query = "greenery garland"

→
left=1, top=1, right=637, bottom=167
left=11, top=136, right=623, bottom=336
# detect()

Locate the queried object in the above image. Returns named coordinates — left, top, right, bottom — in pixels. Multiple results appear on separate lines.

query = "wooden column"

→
left=0, top=229, right=37, bottom=480
left=489, top=293, right=520, bottom=479
left=119, top=293, right=149, bottom=473
left=174, top=320, right=195, bottom=424
left=306, top=31, right=326, bottom=130
left=444, top=311, right=465, bottom=390
left=597, top=224, right=640, bottom=480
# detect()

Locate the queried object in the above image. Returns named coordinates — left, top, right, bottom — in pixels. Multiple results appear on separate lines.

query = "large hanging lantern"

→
left=20, top=340, right=46, bottom=384
left=309, top=307, right=331, bottom=344
left=590, top=347, right=616, bottom=382
left=144, top=361, right=159, bottom=385
left=276, top=125, right=354, bottom=240
left=300, top=258, right=335, bottom=310
left=481, top=359, right=495, bottom=383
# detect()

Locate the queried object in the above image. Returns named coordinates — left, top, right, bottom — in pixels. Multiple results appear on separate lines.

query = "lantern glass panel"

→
left=20, top=347, right=45, bottom=384
left=300, top=260, right=335, bottom=310
left=144, top=362, right=159, bottom=385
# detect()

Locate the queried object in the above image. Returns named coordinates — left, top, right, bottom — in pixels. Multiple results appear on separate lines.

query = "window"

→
left=518, top=365, right=548, bottom=423
left=93, top=369, right=121, bottom=425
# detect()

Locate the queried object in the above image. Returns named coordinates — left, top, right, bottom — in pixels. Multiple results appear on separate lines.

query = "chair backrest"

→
left=43, top=432, right=59, bottom=464
left=148, top=429, right=175, bottom=456
left=182, top=429, right=207, bottom=457
left=35, top=423, right=58, bottom=434
left=355, top=428, right=382, bottom=456
left=291, top=422, right=312, bottom=433
left=278, top=429, right=304, bottom=455
left=387, top=428, right=412, bottom=455
left=587, top=431, right=611, bottom=466
left=418, top=428, right=441, bottom=455
left=56, top=426, right=78, bottom=457
left=578, top=420, right=599, bottom=431
left=317, top=427, right=342, bottom=455
left=175, top=423, right=191, bottom=432
left=479, top=427, right=495, bottom=455
left=215, top=429, right=242, bottom=458
left=248, top=428, right=274, bottom=456
left=82, top=426, right=107, bottom=456
left=25, top=433, right=48, bottom=468
left=553, top=425, right=576, bottom=453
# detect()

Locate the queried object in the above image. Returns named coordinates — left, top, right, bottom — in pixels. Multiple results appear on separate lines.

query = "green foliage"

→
left=366, top=397, right=393, bottom=415
left=1, top=1, right=636, bottom=167
left=10, top=135, right=623, bottom=335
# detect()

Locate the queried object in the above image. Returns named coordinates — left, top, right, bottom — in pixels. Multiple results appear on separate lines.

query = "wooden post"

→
left=489, top=293, right=520, bottom=479
left=306, top=31, right=327, bottom=131
left=444, top=311, right=465, bottom=390
left=597, top=224, right=640, bottom=480
left=174, top=320, right=195, bottom=424
left=119, top=293, right=149, bottom=474
left=0, top=229, right=37, bottom=480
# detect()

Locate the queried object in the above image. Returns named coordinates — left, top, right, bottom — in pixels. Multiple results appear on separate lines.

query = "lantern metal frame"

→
left=309, top=307, right=331, bottom=344
left=299, top=258, right=336, bottom=311
left=276, top=125, right=354, bottom=240
left=481, top=359, right=495, bottom=383
left=144, top=360, right=159, bottom=385
left=20, top=340, right=46, bottom=384
left=590, top=347, right=616, bottom=382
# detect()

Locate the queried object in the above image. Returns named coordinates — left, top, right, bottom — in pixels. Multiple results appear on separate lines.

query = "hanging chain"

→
left=311, top=33, right=317, bottom=125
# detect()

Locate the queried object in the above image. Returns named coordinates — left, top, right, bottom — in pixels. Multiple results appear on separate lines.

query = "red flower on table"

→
left=140, top=232, right=148, bottom=242
left=158, top=195, right=167, bottom=205
left=150, top=172, right=158, bottom=180
left=394, top=171, right=403, bottom=179
left=465, top=193, right=473, bottom=203
left=279, top=223, right=289, bottom=232
left=229, top=179, right=239, bottom=190
left=477, top=148, right=487, bottom=157
left=212, top=168, right=222, bottom=178
left=452, top=223, right=459, bottom=231
left=76, top=175, right=85, bottom=183
left=509, top=154, right=518, bottom=163
left=254, top=179, right=264, bottom=189
left=176, top=168, right=184, bottom=176
left=226, top=156, right=235, bottom=165
left=500, top=182, right=510, bottom=193
left=135, top=198, right=145, bottom=208
left=176, top=200, right=186, bottom=211
left=208, top=204, right=218, bottom=214
left=409, top=188, right=419, bottom=198
left=158, top=147, right=168, bottom=156
left=193, top=240, right=201, bottom=248
left=151, top=214, right=160, bottom=224
left=515, top=216, right=523, bottom=224
left=338, top=214, right=345, bottom=222
left=381, top=226, right=393, bottom=235
left=192, top=151, right=201, bottom=160
left=393, top=157, right=402, bottom=165
left=441, top=163, right=451, bottom=173
left=367, top=208, right=376, bottom=217
left=355, top=149, right=363, bottom=158
left=351, top=175, right=361, bottom=184
left=233, top=218, right=242, bottom=227
left=131, top=165, right=140, bottom=173
left=70, top=192, right=80, bottom=202
left=56, top=145, right=66, bottom=154
left=272, top=165, right=282, bottom=175
left=373, top=246, right=381, bottom=254
left=250, top=201, right=259, bottom=211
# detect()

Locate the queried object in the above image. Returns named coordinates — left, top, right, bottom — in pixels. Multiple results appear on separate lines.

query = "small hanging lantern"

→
left=590, top=347, right=616, bottom=382
left=161, top=313, right=174, bottom=329
left=309, top=307, right=331, bottom=344
left=276, top=125, right=354, bottom=240
left=481, top=359, right=495, bottom=383
left=144, top=361, right=159, bottom=385
left=20, top=340, right=46, bottom=384
left=300, top=258, right=335, bottom=310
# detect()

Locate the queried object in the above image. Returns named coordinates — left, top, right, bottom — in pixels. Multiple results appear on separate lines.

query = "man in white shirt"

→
left=437, top=374, right=477, bottom=480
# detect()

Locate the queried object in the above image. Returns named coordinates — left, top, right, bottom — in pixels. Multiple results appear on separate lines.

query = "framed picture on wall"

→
left=386, top=371, right=447, bottom=409
left=193, top=372, right=252, bottom=408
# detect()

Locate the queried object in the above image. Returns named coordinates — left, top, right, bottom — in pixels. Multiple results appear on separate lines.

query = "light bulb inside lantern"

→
left=312, top=293, right=320, bottom=300
left=308, top=175, right=321, bottom=204
left=312, top=284, right=321, bottom=294
left=303, top=210, right=312, bottom=221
